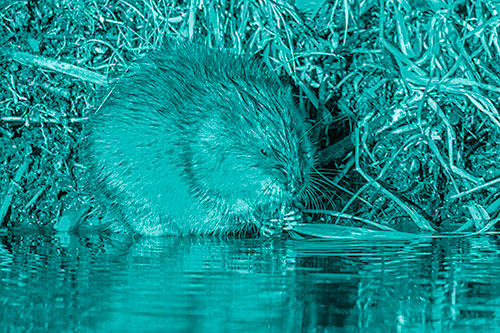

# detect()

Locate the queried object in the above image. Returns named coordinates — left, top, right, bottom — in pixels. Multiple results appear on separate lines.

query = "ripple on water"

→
left=0, top=232, right=499, bottom=332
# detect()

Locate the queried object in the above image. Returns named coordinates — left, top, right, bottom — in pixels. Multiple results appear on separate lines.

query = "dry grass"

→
left=1, top=0, right=500, bottom=234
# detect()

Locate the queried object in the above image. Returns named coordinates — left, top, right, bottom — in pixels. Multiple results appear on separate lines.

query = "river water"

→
left=1, top=231, right=499, bottom=332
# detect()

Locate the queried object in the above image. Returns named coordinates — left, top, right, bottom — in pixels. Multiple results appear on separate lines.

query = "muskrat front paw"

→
left=259, top=217, right=284, bottom=237
left=258, top=207, right=303, bottom=237
left=282, top=207, right=303, bottom=231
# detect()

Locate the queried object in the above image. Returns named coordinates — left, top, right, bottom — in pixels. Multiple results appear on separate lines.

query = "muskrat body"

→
left=83, top=41, right=316, bottom=236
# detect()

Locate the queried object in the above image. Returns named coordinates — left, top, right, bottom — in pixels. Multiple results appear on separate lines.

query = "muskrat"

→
left=81, top=41, right=316, bottom=237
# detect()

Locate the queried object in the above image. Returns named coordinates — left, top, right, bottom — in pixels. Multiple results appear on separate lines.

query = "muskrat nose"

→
left=280, top=169, right=300, bottom=196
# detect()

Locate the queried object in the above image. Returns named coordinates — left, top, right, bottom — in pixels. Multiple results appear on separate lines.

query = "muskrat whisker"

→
left=313, top=171, right=342, bottom=181
left=308, top=181, right=331, bottom=210
left=315, top=168, right=339, bottom=175
left=312, top=187, right=324, bottom=211
left=310, top=175, right=333, bottom=189
left=254, top=178, right=279, bottom=209
left=298, top=116, right=323, bottom=143
left=312, top=187, right=325, bottom=211
left=313, top=167, right=338, bottom=182
left=304, top=187, right=318, bottom=211
left=309, top=179, right=341, bottom=208
left=312, top=167, right=352, bottom=194
left=310, top=178, right=338, bottom=206
left=301, top=180, right=320, bottom=211
left=310, top=177, right=337, bottom=198
left=312, top=169, right=373, bottom=206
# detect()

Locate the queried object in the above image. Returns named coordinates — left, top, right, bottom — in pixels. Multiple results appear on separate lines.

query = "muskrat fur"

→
left=83, top=41, right=316, bottom=236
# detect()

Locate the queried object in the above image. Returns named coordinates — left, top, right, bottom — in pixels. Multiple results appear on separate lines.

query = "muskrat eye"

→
left=260, top=148, right=268, bottom=156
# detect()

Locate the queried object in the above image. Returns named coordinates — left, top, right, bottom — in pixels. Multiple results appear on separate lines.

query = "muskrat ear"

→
left=260, top=148, right=268, bottom=156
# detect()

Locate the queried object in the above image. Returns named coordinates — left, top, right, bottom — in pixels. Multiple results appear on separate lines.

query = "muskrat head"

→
left=188, top=77, right=316, bottom=225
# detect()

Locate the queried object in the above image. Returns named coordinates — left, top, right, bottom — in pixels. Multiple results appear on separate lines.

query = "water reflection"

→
left=0, top=232, right=499, bottom=332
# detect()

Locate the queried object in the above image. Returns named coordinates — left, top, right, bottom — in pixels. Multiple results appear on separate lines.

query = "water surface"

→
left=1, top=231, right=499, bottom=332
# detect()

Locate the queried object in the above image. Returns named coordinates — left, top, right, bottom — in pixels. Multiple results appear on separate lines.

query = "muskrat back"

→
left=84, top=41, right=316, bottom=236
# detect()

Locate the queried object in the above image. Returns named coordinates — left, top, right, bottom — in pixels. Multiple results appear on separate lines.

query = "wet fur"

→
left=84, top=41, right=315, bottom=236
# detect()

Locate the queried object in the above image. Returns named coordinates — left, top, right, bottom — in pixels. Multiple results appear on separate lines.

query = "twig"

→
left=0, top=116, right=87, bottom=125
left=24, top=183, right=49, bottom=212
left=450, top=177, right=500, bottom=200
left=0, top=47, right=109, bottom=87
left=302, top=209, right=396, bottom=231
left=0, top=156, right=32, bottom=225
